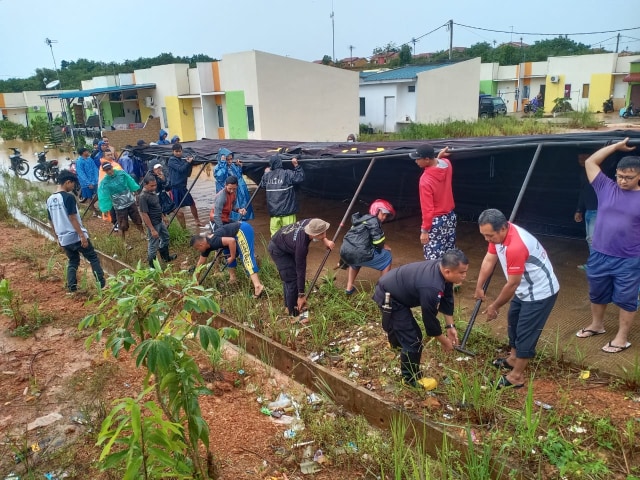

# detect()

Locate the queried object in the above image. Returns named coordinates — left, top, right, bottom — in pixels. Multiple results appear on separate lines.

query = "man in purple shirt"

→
left=575, top=138, right=640, bottom=353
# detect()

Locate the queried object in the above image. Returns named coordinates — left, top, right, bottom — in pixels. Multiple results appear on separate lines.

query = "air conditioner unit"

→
left=33, top=106, right=40, bottom=112
left=550, top=75, right=560, bottom=83
left=144, top=96, right=154, bottom=107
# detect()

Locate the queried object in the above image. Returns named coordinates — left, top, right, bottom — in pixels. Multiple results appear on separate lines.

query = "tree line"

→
left=0, top=53, right=215, bottom=93
left=328, top=36, right=624, bottom=69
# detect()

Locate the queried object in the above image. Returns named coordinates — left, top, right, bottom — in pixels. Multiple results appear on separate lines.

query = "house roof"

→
left=39, top=83, right=156, bottom=99
left=360, top=64, right=444, bottom=82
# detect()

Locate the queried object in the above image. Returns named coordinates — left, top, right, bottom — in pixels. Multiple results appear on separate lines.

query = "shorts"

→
left=115, top=204, right=143, bottom=232
left=587, top=251, right=640, bottom=312
left=171, top=186, right=194, bottom=208
left=507, top=293, right=557, bottom=358
left=351, top=248, right=392, bottom=271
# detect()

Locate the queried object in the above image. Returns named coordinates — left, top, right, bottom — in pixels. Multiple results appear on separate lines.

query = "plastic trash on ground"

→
left=300, top=460, right=321, bottom=474
left=268, top=393, right=292, bottom=410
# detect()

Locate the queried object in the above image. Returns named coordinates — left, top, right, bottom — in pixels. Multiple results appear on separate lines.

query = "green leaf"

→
left=135, top=339, right=174, bottom=373
left=100, top=449, right=129, bottom=470
left=197, top=325, right=220, bottom=351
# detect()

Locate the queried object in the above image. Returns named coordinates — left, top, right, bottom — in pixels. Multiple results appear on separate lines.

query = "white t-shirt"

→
left=488, top=223, right=559, bottom=301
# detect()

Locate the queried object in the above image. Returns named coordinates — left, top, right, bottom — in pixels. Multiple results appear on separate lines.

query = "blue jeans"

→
left=584, top=210, right=597, bottom=252
left=147, top=221, right=170, bottom=261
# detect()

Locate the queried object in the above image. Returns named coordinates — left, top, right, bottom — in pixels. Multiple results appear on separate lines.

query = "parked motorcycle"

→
left=603, top=96, right=614, bottom=113
left=8, top=148, right=30, bottom=176
left=33, top=150, right=59, bottom=183
left=621, top=102, right=640, bottom=118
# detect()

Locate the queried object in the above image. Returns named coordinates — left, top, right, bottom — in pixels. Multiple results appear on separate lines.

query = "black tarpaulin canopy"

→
left=141, top=130, right=640, bottom=238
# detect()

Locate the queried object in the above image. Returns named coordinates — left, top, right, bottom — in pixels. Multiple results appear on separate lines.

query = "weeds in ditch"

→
left=620, top=354, right=640, bottom=390
left=442, top=361, right=503, bottom=425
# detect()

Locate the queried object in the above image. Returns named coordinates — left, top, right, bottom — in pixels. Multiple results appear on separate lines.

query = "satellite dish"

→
left=45, top=80, right=60, bottom=89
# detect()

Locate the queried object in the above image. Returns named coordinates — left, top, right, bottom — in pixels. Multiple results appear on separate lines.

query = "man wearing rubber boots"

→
left=372, top=249, right=468, bottom=389
left=475, top=208, right=559, bottom=389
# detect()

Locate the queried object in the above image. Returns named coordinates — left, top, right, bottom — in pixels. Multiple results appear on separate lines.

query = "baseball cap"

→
left=101, top=163, right=113, bottom=170
left=304, top=218, right=330, bottom=236
left=136, top=139, right=147, bottom=147
left=153, top=163, right=163, bottom=169
left=409, top=144, right=435, bottom=160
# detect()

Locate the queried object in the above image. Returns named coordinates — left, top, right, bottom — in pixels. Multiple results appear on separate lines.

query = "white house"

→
left=359, top=59, right=481, bottom=132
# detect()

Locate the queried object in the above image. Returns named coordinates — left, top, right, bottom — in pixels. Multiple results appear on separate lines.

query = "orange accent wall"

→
left=211, top=62, right=225, bottom=139
left=0, top=94, right=5, bottom=108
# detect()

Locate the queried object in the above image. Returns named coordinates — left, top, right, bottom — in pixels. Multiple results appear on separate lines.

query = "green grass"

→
left=361, top=116, right=557, bottom=141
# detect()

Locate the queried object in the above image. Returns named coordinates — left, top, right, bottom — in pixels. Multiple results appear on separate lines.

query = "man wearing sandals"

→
left=475, top=209, right=559, bottom=389
left=575, top=138, right=640, bottom=354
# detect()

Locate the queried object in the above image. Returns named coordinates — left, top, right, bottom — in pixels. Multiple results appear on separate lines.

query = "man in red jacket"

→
left=410, top=144, right=456, bottom=260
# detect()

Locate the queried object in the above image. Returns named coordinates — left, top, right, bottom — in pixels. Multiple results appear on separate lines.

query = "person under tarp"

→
left=214, top=148, right=254, bottom=222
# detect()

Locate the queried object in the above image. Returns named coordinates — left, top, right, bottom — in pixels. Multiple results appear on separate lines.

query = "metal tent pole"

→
left=304, top=156, right=377, bottom=302
left=456, top=143, right=544, bottom=356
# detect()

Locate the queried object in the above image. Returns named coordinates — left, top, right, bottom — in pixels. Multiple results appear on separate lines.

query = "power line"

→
left=453, top=22, right=640, bottom=37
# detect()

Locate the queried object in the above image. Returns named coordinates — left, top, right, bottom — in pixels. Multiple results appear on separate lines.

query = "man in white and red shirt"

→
left=410, top=144, right=456, bottom=260
left=475, top=208, right=559, bottom=389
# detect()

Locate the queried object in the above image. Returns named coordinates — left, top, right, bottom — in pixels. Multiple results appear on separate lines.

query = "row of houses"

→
left=1, top=51, right=639, bottom=147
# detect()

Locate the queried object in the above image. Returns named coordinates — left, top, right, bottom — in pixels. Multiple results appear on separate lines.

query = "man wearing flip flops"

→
left=475, top=209, right=559, bottom=389
left=575, top=138, right=640, bottom=354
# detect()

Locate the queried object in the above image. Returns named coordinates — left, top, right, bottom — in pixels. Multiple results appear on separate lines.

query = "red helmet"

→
left=369, top=199, right=395, bottom=220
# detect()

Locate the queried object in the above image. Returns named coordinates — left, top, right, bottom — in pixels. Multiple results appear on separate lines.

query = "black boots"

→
left=159, top=246, right=177, bottom=262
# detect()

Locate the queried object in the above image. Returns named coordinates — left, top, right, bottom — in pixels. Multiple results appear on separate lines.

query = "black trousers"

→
left=268, top=242, right=299, bottom=315
left=62, top=240, right=105, bottom=292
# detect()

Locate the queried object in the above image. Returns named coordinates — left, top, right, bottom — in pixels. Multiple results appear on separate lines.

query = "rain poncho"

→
left=214, top=147, right=254, bottom=221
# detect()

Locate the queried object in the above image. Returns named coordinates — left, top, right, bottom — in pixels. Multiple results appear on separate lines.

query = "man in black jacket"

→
left=260, top=154, right=304, bottom=236
left=268, top=218, right=334, bottom=317
left=372, top=249, right=468, bottom=389
left=339, top=199, right=395, bottom=295
left=167, top=143, right=204, bottom=228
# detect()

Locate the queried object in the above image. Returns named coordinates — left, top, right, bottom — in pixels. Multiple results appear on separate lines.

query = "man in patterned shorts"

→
left=411, top=144, right=456, bottom=260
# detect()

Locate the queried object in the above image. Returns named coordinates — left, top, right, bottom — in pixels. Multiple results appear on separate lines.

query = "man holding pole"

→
left=75, top=147, right=100, bottom=217
left=410, top=144, right=456, bottom=260
left=260, top=154, right=305, bottom=236
left=167, top=143, right=204, bottom=228
left=475, top=208, right=559, bottom=389
left=268, top=218, right=334, bottom=318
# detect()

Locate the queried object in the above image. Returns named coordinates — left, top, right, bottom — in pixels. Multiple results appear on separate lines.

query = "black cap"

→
left=101, top=163, right=113, bottom=170
left=137, top=139, right=147, bottom=147
left=409, top=144, right=435, bottom=160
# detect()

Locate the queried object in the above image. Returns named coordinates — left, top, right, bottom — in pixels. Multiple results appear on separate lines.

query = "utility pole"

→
left=616, top=32, right=620, bottom=53
left=411, top=37, right=417, bottom=54
left=45, top=38, right=60, bottom=85
left=520, top=36, right=524, bottom=62
left=448, top=19, right=453, bottom=61
left=349, top=44, right=354, bottom=59
left=330, top=0, right=335, bottom=63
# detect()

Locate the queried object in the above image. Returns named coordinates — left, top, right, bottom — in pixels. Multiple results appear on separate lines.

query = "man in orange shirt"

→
left=410, top=144, right=456, bottom=260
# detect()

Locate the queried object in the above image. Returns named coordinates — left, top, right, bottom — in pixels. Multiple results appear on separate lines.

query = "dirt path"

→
left=0, top=222, right=358, bottom=479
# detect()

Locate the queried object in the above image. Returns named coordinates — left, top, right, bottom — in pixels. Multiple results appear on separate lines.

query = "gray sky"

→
left=1, top=0, right=639, bottom=79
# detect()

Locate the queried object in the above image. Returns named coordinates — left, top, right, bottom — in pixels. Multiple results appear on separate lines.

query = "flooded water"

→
left=0, top=138, right=75, bottom=183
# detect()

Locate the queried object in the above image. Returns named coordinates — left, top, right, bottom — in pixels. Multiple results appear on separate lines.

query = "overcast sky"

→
left=1, top=0, right=639, bottom=79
